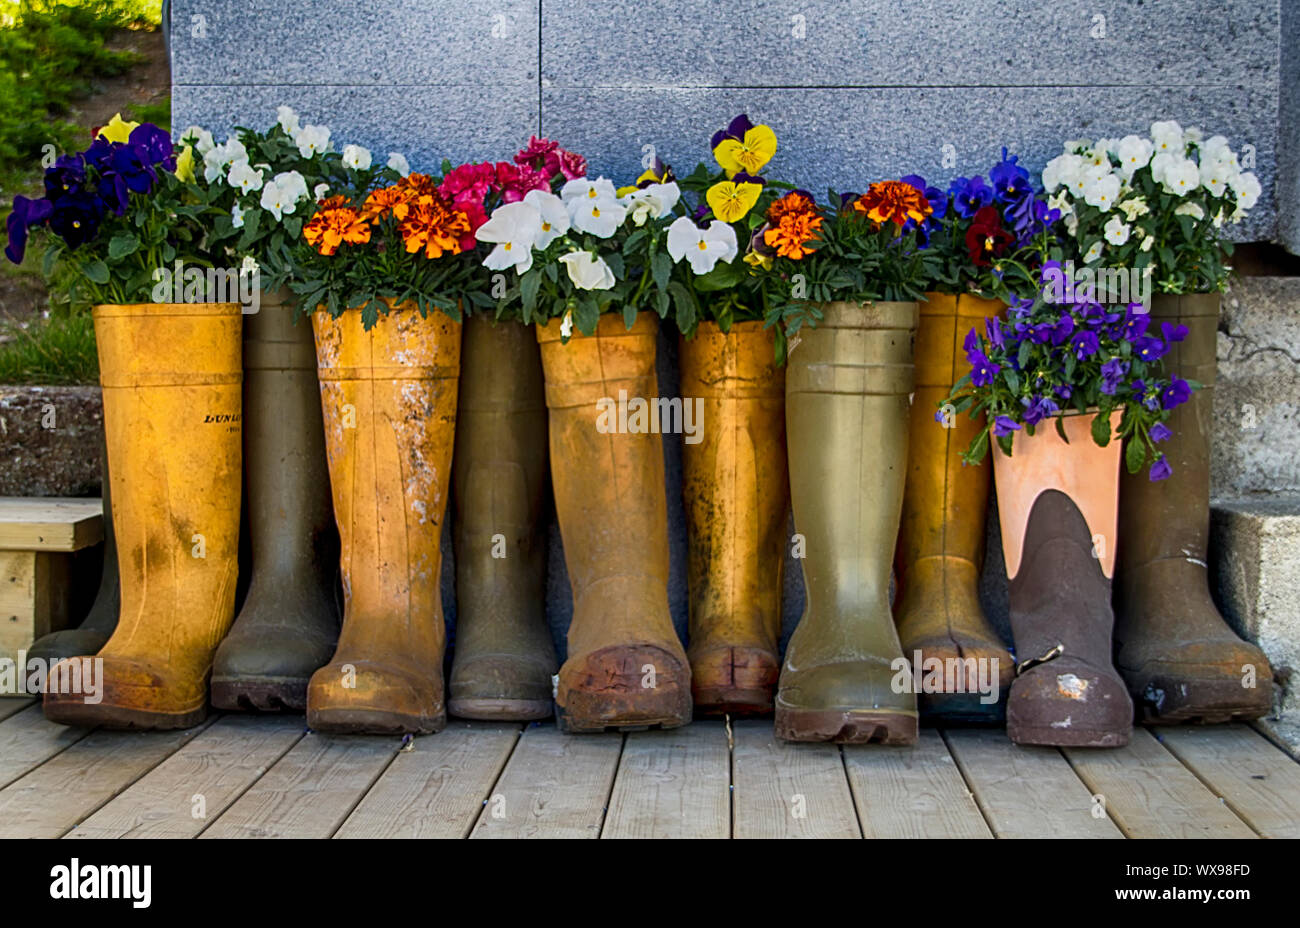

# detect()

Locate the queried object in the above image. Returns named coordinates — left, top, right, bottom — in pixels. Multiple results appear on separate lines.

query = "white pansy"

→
left=181, top=125, right=215, bottom=156
left=666, top=216, right=738, bottom=275
left=231, top=203, right=246, bottom=229
left=314, top=183, right=330, bottom=201
left=1140, top=235, right=1153, bottom=252
left=1232, top=171, right=1261, bottom=211
left=1065, top=213, right=1079, bottom=237
left=1083, top=240, right=1103, bottom=263
left=203, top=138, right=248, bottom=183
left=559, top=309, right=574, bottom=339
left=1213, top=208, right=1226, bottom=228
left=1199, top=160, right=1231, bottom=199
left=1048, top=188, right=1073, bottom=217
left=559, top=250, right=616, bottom=290
left=240, top=255, right=260, bottom=274
left=1151, top=120, right=1184, bottom=154
left=565, top=178, right=627, bottom=238
left=620, top=182, right=681, bottom=227
left=1161, top=159, right=1200, bottom=196
left=1083, top=171, right=1121, bottom=211
left=227, top=160, right=264, bottom=194
left=292, top=124, right=331, bottom=158
left=276, top=106, right=301, bottom=135
left=1042, top=153, right=1084, bottom=193
left=342, top=144, right=372, bottom=171
left=260, top=181, right=292, bottom=221
left=1117, top=197, right=1149, bottom=222
left=523, top=189, right=570, bottom=248
left=1116, top=135, right=1153, bottom=179
left=387, top=152, right=411, bottom=177
left=1084, top=144, right=1112, bottom=168
left=1174, top=202, right=1205, bottom=221
left=477, top=201, right=544, bottom=274
left=1103, top=215, right=1130, bottom=246
left=1183, top=126, right=1204, bottom=145
left=1063, top=138, right=1092, bottom=155
left=560, top=176, right=619, bottom=204
left=272, top=170, right=309, bottom=206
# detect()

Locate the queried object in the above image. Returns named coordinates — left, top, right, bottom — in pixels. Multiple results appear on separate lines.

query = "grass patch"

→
left=0, top=309, right=98, bottom=384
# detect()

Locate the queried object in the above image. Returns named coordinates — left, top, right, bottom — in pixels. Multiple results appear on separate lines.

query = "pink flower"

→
left=493, top=161, right=550, bottom=203
left=515, top=136, right=559, bottom=172
left=557, top=149, right=587, bottom=180
left=438, top=162, right=495, bottom=207
left=456, top=199, right=488, bottom=250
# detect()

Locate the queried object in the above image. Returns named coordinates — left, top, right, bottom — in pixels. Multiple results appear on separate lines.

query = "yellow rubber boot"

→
left=680, top=320, right=787, bottom=716
left=44, top=303, right=243, bottom=730
left=538, top=314, right=691, bottom=733
left=306, top=305, right=460, bottom=734
left=895, top=293, right=1013, bottom=720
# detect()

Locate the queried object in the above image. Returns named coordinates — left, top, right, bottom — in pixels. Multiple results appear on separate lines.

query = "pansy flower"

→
left=711, top=114, right=778, bottom=177
left=706, top=173, right=764, bottom=223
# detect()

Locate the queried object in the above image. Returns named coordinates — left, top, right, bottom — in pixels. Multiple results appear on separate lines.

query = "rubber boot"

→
left=995, top=411, right=1132, bottom=747
left=775, top=301, right=919, bottom=744
left=448, top=315, right=556, bottom=721
left=538, top=314, right=691, bottom=732
left=306, top=305, right=460, bottom=734
left=44, top=303, right=243, bottom=729
left=26, top=431, right=119, bottom=666
left=211, top=294, right=340, bottom=712
left=1115, top=293, right=1273, bottom=722
left=680, top=320, right=787, bottom=716
left=895, top=293, right=1013, bottom=721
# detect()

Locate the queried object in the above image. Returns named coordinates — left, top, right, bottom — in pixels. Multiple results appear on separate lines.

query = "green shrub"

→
left=0, top=309, right=98, bottom=384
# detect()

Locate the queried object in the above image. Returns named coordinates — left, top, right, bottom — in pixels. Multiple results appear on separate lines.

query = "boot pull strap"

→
left=1015, top=643, right=1064, bottom=677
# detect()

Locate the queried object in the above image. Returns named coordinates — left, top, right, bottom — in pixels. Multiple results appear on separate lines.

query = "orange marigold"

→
left=763, top=191, right=824, bottom=259
left=766, top=190, right=819, bottom=225
left=852, top=180, right=933, bottom=227
left=303, top=202, right=371, bottom=256
left=400, top=173, right=440, bottom=198
left=361, top=185, right=414, bottom=222
left=398, top=193, right=471, bottom=259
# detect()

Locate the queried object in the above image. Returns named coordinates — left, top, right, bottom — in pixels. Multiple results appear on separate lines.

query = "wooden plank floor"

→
left=0, top=707, right=1293, bottom=838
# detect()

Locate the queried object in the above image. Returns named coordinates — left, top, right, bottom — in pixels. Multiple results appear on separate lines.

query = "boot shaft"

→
left=94, top=302, right=243, bottom=662
left=243, top=291, right=337, bottom=584
left=679, top=321, right=787, bottom=651
left=897, top=293, right=1001, bottom=580
left=1117, top=292, right=1218, bottom=569
left=312, top=306, right=459, bottom=648
left=536, top=314, right=670, bottom=595
left=786, top=301, right=917, bottom=611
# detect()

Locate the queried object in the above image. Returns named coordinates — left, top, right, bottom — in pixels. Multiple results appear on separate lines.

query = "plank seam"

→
left=0, top=707, right=94, bottom=792
left=323, top=736, right=406, bottom=839
left=937, top=728, right=1003, bottom=839
left=457, top=723, right=525, bottom=839
left=192, top=722, right=309, bottom=839
left=1144, top=728, right=1266, bottom=839
left=595, top=732, right=628, bottom=839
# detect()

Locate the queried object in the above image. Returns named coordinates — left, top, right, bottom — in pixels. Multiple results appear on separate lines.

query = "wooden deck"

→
left=0, top=697, right=1296, bottom=839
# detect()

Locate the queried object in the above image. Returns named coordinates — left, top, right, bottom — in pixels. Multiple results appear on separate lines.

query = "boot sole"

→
left=555, top=703, right=691, bottom=734
left=693, top=686, right=773, bottom=718
left=1007, top=723, right=1130, bottom=748
left=43, top=693, right=208, bottom=731
left=448, top=697, right=553, bottom=721
left=211, top=676, right=308, bottom=713
left=307, top=706, right=446, bottom=735
left=774, top=707, right=918, bottom=745
left=1132, top=674, right=1273, bottom=725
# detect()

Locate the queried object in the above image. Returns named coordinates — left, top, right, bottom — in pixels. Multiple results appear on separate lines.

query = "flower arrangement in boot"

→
left=1040, top=121, right=1260, bottom=293
left=6, top=114, right=216, bottom=302
left=890, top=149, right=1060, bottom=723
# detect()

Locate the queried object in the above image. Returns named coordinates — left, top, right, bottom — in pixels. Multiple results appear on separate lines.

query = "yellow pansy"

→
left=743, top=250, right=772, bottom=271
left=98, top=113, right=141, bottom=144
left=706, top=180, right=762, bottom=223
left=175, top=145, right=196, bottom=182
left=713, top=123, right=777, bottom=177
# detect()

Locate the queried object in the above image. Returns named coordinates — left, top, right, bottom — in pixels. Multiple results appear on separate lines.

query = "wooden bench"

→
left=0, top=498, right=104, bottom=682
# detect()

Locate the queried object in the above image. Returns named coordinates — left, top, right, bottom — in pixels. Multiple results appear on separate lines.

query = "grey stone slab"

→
left=1214, top=277, right=1300, bottom=497
left=1210, top=496, right=1300, bottom=715
left=1278, top=0, right=1300, bottom=254
left=172, top=84, right=538, bottom=175
left=542, top=0, right=1277, bottom=88
left=170, top=0, right=538, bottom=86
left=541, top=83, right=1278, bottom=242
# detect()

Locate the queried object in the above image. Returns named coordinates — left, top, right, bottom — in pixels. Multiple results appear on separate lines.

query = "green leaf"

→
left=651, top=252, right=672, bottom=294
left=693, top=260, right=746, bottom=292
left=520, top=269, right=541, bottom=316
left=107, top=232, right=140, bottom=261
left=84, top=260, right=110, bottom=285
left=1055, top=415, right=1070, bottom=444
left=604, top=251, right=625, bottom=280
left=1125, top=436, right=1147, bottom=474
left=623, top=302, right=637, bottom=329
left=1091, top=411, right=1113, bottom=447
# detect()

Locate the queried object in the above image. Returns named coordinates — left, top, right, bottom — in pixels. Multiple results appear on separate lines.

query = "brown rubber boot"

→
left=775, top=301, right=919, bottom=745
left=895, top=293, right=1013, bottom=721
left=680, top=320, right=787, bottom=716
left=305, top=305, right=460, bottom=735
left=26, top=431, right=120, bottom=666
left=995, top=412, right=1132, bottom=747
left=449, top=315, right=556, bottom=721
left=537, top=314, right=691, bottom=733
left=212, top=294, right=340, bottom=712
left=44, top=303, right=243, bottom=730
left=1115, top=293, right=1273, bottom=722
